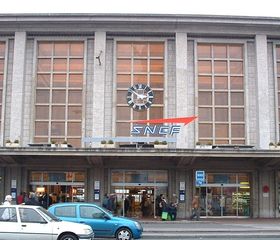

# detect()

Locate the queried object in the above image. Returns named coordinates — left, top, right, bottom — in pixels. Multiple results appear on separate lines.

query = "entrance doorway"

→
left=198, top=173, right=250, bottom=217
left=111, top=170, right=168, bottom=219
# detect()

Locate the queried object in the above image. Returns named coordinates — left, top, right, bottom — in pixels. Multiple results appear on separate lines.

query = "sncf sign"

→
left=130, top=116, right=197, bottom=136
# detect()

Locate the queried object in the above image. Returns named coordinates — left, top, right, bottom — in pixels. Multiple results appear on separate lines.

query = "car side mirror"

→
left=103, top=214, right=111, bottom=220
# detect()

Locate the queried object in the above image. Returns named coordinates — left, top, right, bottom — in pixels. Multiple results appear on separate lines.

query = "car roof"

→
left=0, top=204, right=41, bottom=209
left=49, top=202, right=99, bottom=207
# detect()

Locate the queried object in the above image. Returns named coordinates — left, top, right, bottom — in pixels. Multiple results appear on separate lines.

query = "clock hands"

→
left=129, top=89, right=148, bottom=100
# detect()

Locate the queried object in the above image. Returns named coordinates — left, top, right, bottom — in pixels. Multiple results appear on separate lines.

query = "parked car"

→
left=48, top=202, right=143, bottom=240
left=0, top=204, right=94, bottom=240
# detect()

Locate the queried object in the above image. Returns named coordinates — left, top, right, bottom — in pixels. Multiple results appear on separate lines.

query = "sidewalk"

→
left=139, top=218, right=280, bottom=238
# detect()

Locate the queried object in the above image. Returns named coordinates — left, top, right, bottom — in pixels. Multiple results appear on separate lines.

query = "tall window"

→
left=197, top=43, right=245, bottom=144
left=276, top=46, right=280, bottom=138
left=34, top=42, right=84, bottom=147
left=116, top=42, right=164, bottom=136
left=0, top=42, right=5, bottom=132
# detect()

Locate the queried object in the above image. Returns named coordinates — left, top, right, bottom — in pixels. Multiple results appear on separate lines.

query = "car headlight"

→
left=134, top=221, right=142, bottom=230
left=83, top=227, right=93, bottom=235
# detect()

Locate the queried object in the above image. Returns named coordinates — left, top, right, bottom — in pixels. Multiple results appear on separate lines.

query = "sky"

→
left=0, top=0, right=280, bottom=18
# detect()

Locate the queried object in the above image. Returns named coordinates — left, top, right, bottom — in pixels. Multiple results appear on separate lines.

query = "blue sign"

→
left=195, top=170, right=205, bottom=186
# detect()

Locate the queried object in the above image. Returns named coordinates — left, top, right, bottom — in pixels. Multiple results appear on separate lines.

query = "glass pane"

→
left=215, top=124, right=229, bottom=137
left=133, top=110, right=147, bottom=120
left=198, top=61, right=211, bottom=74
left=117, top=43, right=132, bottom=57
left=117, top=74, right=131, bottom=88
left=150, top=43, right=164, bottom=57
left=37, top=74, right=50, bottom=87
left=133, top=74, right=147, bottom=85
left=69, top=59, right=83, bottom=72
left=69, top=74, right=83, bottom=88
left=150, top=60, right=164, bottom=72
left=68, top=106, right=82, bottom=120
left=117, top=59, right=131, bottom=72
left=52, top=90, right=66, bottom=103
left=53, top=74, right=66, bottom=87
left=198, top=92, right=212, bottom=105
left=134, top=60, right=147, bottom=72
left=215, top=92, right=228, bottom=105
left=231, top=92, right=244, bottom=105
left=232, top=140, right=245, bottom=144
left=215, top=108, right=228, bottom=121
left=116, top=122, right=131, bottom=136
left=230, top=77, right=243, bottom=90
left=116, top=107, right=130, bottom=120
left=69, top=90, right=82, bottom=104
left=150, top=75, right=164, bottom=88
left=229, top=45, right=243, bottom=59
left=35, top=122, right=49, bottom=135
left=0, top=42, right=5, bottom=56
left=150, top=107, right=163, bottom=119
left=198, top=107, right=212, bottom=121
left=36, top=90, right=49, bottom=103
left=34, top=137, right=48, bottom=143
left=38, top=43, right=52, bottom=56
left=53, top=59, right=67, bottom=72
left=51, top=122, right=65, bottom=136
left=0, top=74, right=3, bottom=88
left=70, top=43, right=84, bottom=56
left=37, top=59, right=51, bottom=72
left=68, top=138, right=81, bottom=147
left=230, top=61, right=243, bottom=74
left=231, top=108, right=244, bottom=121
left=215, top=139, right=229, bottom=144
left=153, top=90, right=163, bottom=104
left=198, top=76, right=212, bottom=89
left=197, top=44, right=211, bottom=58
left=278, top=62, right=280, bottom=73
left=68, top=122, right=81, bottom=136
left=214, top=76, right=228, bottom=89
left=133, top=43, right=148, bottom=57
left=36, top=106, right=49, bottom=119
left=54, top=43, right=68, bottom=56
left=213, top=45, right=227, bottom=58
left=277, top=47, right=280, bottom=59
left=117, top=90, right=128, bottom=104
left=0, top=59, right=3, bottom=72
left=199, top=123, right=212, bottom=138
left=231, top=124, right=245, bottom=137
left=52, top=106, right=65, bottom=120
left=214, top=61, right=227, bottom=74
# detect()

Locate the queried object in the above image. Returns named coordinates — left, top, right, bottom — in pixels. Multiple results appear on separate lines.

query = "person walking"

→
left=190, top=195, right=200, bottom=221
left=3, top=195, right=12, bottom=205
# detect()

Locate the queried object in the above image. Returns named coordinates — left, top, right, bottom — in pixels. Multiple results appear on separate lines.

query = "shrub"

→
left=101, top=140, right=107, bottom=144
left=108, top=140, right=114, bottom=144
left=154, top=140, right=160, bottom=145
left=162, top=141, right=167, bottom=145
left=14, top=139, right=19, bottom=144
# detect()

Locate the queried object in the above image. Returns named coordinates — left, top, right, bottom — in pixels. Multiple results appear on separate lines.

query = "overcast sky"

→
left=1, top=0, right=280, bottom=18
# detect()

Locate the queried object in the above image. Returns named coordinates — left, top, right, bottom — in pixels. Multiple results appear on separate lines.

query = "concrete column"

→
left=92, top=32, right=106, bottom=146
left=255, top=35, right=270, bottom=149
left=10, top=32, right=26, bottom=143
left=175, top=32, right=189, bottom=148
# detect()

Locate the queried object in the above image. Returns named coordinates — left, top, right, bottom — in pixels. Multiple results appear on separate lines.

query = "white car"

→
left=0, top=204, right=94, bottom=240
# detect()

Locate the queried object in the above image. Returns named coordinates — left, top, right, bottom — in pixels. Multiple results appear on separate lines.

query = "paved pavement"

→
left=139, top=218, right=280, bottom=238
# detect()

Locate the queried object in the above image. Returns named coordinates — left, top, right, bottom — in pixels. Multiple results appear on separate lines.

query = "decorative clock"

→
left=126, top=84, right=154, bottom=111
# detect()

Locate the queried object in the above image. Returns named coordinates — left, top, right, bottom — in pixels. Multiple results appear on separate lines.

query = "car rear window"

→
left=54, top=206, right=76, bottom=217
left=0, top=207, right=17, bottom=222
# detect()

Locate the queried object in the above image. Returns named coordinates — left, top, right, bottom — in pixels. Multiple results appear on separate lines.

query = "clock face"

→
left=127, top=84, right=154, bottom=111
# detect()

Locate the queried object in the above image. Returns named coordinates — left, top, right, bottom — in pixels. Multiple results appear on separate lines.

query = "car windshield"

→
left=38, top=207, right=61, bottom=222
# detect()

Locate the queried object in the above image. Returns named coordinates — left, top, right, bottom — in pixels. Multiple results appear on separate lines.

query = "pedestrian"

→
left=17, top=191, right=26, bottom=204
left=102, top=193, right=109, bottom=209
left=25, top=192, right=40, bottom=206
left=3, top=195, right=12, bottom=205
left=190, top=195, right=200, bottom=221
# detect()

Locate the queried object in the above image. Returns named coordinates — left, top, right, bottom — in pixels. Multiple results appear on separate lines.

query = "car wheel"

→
left=116, top=228, right=132, bottom=240
left=59, top=233, right=78, bottom=240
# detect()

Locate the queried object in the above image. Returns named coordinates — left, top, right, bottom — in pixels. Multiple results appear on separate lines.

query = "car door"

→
left=78, top=205, right=115, bottom=237
left=18, top=207, right=54, bottom=240
left=0, top=206, right=20, bottom=240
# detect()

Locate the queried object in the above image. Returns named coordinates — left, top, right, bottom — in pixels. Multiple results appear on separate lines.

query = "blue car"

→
left=48, top=203, right=143, bottom=240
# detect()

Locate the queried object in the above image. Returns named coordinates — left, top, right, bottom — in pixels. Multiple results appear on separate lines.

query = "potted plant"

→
left=277, top=142, right=280, bottom=150
left=61, top=140, right=68, bottom=148
left=269, top=142, right=276, bottom=150
left=107, top=140, right=115, bottom=148
left=51, top=139, right=57, bottom=147
left=100, top=140, right=107, bottom=148
left=205, top=141, right=212, bottom=149
left=12, top=139, right=20, bottom=147
left=195, top=141, right=201, bottom=149
left=5, top=139, right=12, bottom=147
